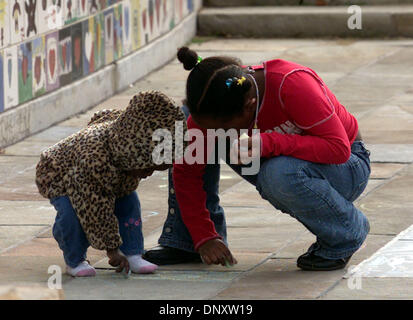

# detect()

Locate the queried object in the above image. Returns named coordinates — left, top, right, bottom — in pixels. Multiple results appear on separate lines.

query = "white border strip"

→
left=345, top=224, right=413, bottom=279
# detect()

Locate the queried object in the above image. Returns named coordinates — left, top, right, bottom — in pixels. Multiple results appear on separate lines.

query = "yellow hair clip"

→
left=237, top=76, right=246, bottom=86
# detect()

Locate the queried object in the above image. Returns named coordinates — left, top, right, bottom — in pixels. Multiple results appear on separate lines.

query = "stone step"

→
left=204, top=0, right=413, bottom=7
left=198, top=6, right=413, bottom=38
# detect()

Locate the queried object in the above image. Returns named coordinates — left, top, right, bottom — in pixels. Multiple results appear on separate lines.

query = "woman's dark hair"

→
left=177, top=47, right=252, bottom=119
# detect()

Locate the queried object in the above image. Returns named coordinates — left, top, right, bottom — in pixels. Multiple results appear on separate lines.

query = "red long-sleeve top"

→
left=173, top=59, right=359, bottom=251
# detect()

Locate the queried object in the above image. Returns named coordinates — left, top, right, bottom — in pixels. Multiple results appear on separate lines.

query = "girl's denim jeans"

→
left=158, top=107, right=371, bottom=259
left=50, top=191, right=144, bottom=268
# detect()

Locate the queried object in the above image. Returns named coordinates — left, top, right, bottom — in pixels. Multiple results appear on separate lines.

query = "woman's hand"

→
left=198, top=239, right=238, bottom=267
left=107, top=249, right=130, bottom=273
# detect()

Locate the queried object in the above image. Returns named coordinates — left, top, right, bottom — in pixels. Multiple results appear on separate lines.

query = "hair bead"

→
left=237, top=76, right=246, bottom=86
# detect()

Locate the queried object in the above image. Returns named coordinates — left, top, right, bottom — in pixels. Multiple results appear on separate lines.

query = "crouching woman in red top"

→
left=143, top=47, right=371, bottom=271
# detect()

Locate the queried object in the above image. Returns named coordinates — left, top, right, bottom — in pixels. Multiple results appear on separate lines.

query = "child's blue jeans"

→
left=50, top=191, right=143, bottom=268
left=158, top=106, right=371, bottom=259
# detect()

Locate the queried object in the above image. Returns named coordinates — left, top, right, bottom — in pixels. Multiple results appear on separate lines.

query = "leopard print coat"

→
left=36, top=91, right=187, bottom=250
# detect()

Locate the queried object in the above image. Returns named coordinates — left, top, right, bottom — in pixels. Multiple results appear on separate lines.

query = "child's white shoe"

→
left=126, top=255, right=158, bottom=274
left=66, top=261, right=97, bottom=277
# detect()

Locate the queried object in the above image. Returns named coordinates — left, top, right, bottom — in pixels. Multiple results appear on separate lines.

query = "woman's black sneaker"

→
left=297, top=251, right=352, bottom=271
left=143, top=246, right=202, bottom=265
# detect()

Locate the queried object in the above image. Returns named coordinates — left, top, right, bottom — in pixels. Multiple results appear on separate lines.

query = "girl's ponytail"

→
left=177, top=47, right=199, bottom=71
left=177, top=47, right=251, bottom=118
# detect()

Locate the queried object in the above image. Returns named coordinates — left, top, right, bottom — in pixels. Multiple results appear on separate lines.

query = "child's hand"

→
left=198, top=239, right=237, bottom=267
left=107, top=249, right=130, bottom=273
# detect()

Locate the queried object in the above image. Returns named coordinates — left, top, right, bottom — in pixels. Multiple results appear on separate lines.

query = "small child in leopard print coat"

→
left=35, top=91, right=186, bottom=277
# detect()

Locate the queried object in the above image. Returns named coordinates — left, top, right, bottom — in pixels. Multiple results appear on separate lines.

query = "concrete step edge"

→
left=204, top=0, right=413, bottom=7
left=198, top=6, right=413, bottom=38
left=200, top=5, right=413, bottom=15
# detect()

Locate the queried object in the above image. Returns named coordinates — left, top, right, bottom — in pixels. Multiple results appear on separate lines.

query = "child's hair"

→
left=177, top=47, right=252, bottom=119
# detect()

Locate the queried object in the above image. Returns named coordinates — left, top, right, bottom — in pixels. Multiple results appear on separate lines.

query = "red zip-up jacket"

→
left=173, top=59, right=359, bottom=251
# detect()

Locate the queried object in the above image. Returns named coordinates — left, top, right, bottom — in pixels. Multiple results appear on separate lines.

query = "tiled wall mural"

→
left=0, top=0, right=194, bottom=113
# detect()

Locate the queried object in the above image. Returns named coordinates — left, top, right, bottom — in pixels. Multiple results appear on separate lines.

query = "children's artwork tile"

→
left=146, top=0, right=161, bottom=42
left=71, top=21, right=82, bottom=81
left=63, top=0, right=79, bottom=25
left=139, top=0, right=148, bottom=46
left=9, top=0, right=26, bottom=44
left=24, top=0, right=39, bottom=39
left=58, top=26, right=72, bottom=86
left=174, top=0, right=190, bottom=25
left=160, top=0, right=173, bottom=35
left=0, top=50, right=4, bottom=112
left=38, top=0, right=64, bottom=34
left=3, top=46, right=18, bottom=109
left=103, top=7, right=113, bottom=64
left=113, top=3, right=122, bottom=60
left=187, top=0, right=193, bottom=13
left=32, top=35, right=46, bottom=97
left=45, top=31, right=59, bottom=91
left=122, top=0, right=132, bottom=55
left=88, top=0, right=102, bottom=14
left=18, top=41, right=33, bottom=103
left=0, top=1, right=10, bottom=48
left=88, top=0, right=97, bottom=14
left=93, top=11, right=104, bottom=70
left=78, top=0, right=88, bottom=18
left=107, top=0, right=120, bottom=6
left=174, top=0, right=183, bottom=25
left=130, top=0, right=140, bottom=51
left=82, top=17, right=93, bottom=76
left=90, top=0, right=107, bottom=14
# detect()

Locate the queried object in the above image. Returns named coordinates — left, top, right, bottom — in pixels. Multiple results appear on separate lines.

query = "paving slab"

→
left=191, top=38, right=332, bottom=52
left=2, top=140, right=54, bottom=157
left=224, top=207, right=291, bottom=228
left=29, top=127, right=80, bottom=143
left=348, top=225, right=413, bottom=278
left=213, top=258, right=345, bottom=300
left=0, top=285, right=64, bottom=300
left=321, top=278, right=413, bottom=299
left=0, top=239, right=105, bottom=287
left=156, top=252, right=271, bottom=272
left=226, top=224, right=307, bottom=253
left=0, top=201, right=55, bottom=225
left=219, top=181, right=273, bottom=209
left=357, top=171, right=413, bottom=235
left=0, top=175, right=44, bottom=202
left=0, top=156, right=38, bottom=179
left=367, top=144, right=413, bottom=163
left=62, top=270, right=235, bottom=300
left=359, top=105, right=413, bottom=144
left=369, top=163, right=407, bottom=179
left=0, top=226, right=51, bottom=254
left=360, top=178, right=385, bottom=197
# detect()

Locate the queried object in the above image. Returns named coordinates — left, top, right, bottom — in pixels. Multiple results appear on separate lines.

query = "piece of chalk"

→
left=224, top=258, right=233, bottom=268
left=232, top=139, right=249, bottom=152
left=122, top=268, right=131, bottom=278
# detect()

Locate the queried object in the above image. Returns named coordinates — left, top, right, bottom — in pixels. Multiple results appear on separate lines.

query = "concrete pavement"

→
left=1, top=38, right=413, bottom=299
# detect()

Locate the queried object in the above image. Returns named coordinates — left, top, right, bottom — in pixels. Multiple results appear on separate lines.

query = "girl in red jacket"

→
left=144, top=47, right=371, bottom=271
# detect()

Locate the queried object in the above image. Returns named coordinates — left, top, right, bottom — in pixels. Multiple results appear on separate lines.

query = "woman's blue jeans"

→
left=158, top=107, right=371, bottom=259
left=50, top=191, right=144, bottom=268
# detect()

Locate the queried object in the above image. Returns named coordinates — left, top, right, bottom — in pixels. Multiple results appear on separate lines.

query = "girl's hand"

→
left=107, top=249, right=130, bottom=273
left=198, top=239, right=238, bottom=267
left=230, top=134, right=261, bottom=165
